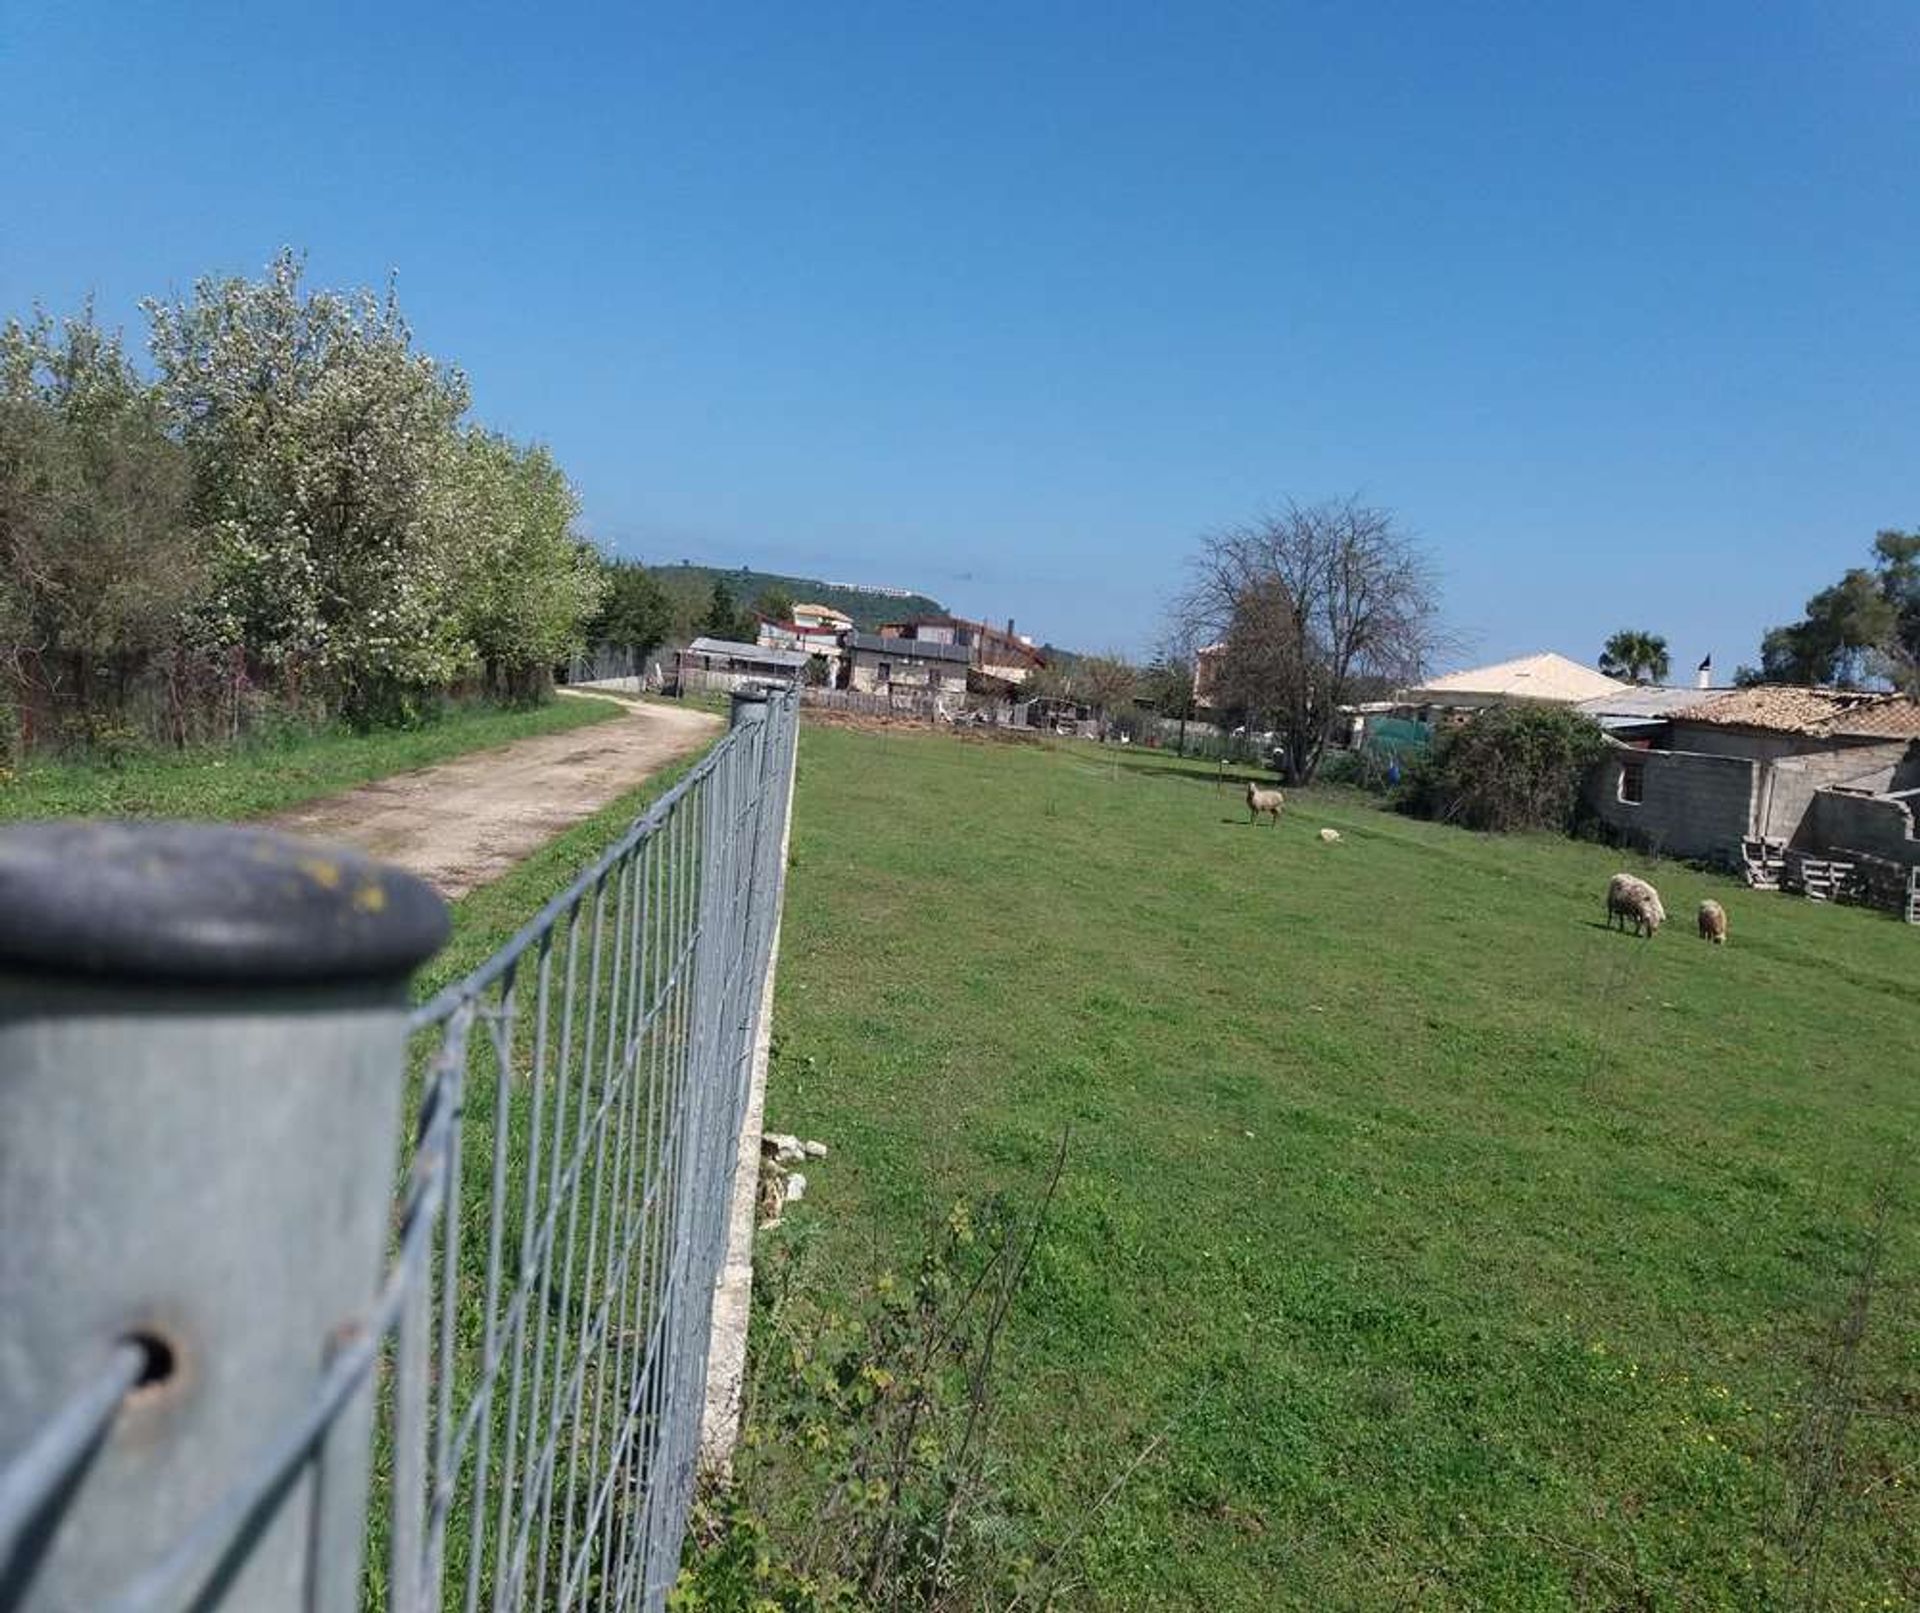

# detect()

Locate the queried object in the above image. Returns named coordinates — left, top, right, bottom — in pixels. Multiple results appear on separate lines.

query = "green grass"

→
left=0, top=695, right=625, bottom=822
left=744, top=727, right=1918, bottom=1610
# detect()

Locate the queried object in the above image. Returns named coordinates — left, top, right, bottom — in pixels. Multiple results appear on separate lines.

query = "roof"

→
left=1670, top=685, right=1920, bottom=740
left=848, top=631, right=970, bottom=663
left=1408, top=652, right=1629, bottom=705
left=684, top=637, right=810, bottom=668
left=1577, top=685, right=1729, bottom=728
left=790, top=601, right=853, bottom=622
left=879, top=614, right=1045, bottom=663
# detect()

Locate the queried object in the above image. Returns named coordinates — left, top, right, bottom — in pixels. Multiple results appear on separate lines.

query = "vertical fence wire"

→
left=383, top=689, right=797, bottom=1613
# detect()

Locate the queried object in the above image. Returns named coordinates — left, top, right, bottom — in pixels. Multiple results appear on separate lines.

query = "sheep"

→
left=1697, top=899, right=1727, bottom=945
left=1318, top=827, right=1342, bottom=843
left=1245, top=780, right=1285, bottom=826
left=1605, top=872, right=1666, bottom=938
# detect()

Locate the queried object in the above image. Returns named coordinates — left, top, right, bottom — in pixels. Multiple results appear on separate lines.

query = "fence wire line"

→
left=1, top=688, right=798, bottom=1613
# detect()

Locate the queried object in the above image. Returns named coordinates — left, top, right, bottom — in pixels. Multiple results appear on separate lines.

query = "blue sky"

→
left=5, top=2, right=1917, bottom=668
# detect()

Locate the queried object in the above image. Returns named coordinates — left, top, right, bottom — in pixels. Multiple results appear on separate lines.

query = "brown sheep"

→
left=1605, top=872, right=1665, bottom=938
left=1697, top=899, right=1727, bottom=944
left=1245, top=781, right=1285, bottom=826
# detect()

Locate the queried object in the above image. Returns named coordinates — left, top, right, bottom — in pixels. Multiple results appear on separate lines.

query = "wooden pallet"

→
left=1741, top=836, right=1786, bottom=891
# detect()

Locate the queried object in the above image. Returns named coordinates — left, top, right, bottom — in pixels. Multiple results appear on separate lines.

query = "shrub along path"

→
left=268, top=695, right=719, bottom=897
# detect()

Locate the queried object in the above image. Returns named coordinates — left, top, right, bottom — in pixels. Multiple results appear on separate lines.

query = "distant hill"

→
left=656, top=563, right=944, bottom=632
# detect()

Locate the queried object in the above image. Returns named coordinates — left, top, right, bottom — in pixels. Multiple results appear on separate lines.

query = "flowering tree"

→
left=145, top=250, right=472, bottom=716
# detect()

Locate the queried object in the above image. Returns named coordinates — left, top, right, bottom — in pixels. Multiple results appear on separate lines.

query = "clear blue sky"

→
left=5, top=2, right=1917, bottom=668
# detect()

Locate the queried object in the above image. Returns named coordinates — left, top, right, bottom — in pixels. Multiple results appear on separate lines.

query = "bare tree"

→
left=1181, top=498, right=1444, bottom=782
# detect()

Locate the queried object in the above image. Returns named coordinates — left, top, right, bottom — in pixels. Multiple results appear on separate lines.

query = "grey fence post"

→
left=0, top=821, right=447, bottom=1612
left=727, top=683, right=771, bottom=738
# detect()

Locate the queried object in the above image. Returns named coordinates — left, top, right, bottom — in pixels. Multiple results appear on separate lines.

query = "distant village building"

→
left=1193, top=643, right=1228, bottom=711
left=756, top=615, right=847, bottom=682
left=790, top=602, right=854, bottom=633
left=845, top=631, right=970, bottom=699
left=677, top=636, right=808, bottom=694
left=876, top=616, right=1044, bottom=694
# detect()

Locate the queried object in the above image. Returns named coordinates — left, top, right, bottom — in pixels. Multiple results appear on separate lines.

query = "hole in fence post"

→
left=123, top=1330, right=183, bottom=1402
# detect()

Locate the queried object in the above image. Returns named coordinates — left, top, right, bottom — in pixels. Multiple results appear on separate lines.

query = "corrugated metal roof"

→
left=1671, top=685, right=1920, bottom=739
left=684, top=637, right=810, bottom=668
left=847, top=631, right=971, bottom=663
left=1577, top=685, right=1726, bottom=721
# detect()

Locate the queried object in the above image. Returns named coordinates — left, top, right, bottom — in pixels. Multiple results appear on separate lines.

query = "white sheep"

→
left=1245, top=780, right=1285, bottom=826
left=1605, top=872, right=1666, bottom=938
left=1697, top=899, right=1727, bottom=945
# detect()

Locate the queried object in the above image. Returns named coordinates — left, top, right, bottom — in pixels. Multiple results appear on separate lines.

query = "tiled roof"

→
left=1671, top=685, right=1920, bottom=739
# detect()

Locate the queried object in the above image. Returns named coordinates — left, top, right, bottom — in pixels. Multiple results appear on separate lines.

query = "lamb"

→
left=1697, top=899, right=1727, bottom=945
left=1605, top=872, right=1666, bottom=938
left=1245, top=780, right=1285, bottom=826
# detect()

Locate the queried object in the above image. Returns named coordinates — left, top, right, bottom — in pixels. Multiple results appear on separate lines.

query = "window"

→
left=1618, top=760, right=1646, bottom=805
left=877, top=661, right=891, bottom=684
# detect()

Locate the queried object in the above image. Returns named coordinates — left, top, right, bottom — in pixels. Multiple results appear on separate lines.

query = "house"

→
left=1193, top=643, right=1228, bottom=711
left=844, top=631, right=970, bottom=699
left=756, top=617, right=847, bottom=681
left=1402, top=652, right=1629, bottom=722
left=1583, top=684, right=1920, bottom=875
left=877, top=616, right=1044, bottom=690
left=790, top=602, right=854, bottom=634
left=676, top=636, right=809, bottom=694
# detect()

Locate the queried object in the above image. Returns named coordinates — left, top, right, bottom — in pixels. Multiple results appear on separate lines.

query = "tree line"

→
left=1, top=251, right=607, bottom=759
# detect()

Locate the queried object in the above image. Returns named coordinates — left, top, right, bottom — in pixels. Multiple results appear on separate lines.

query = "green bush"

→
left=1398, top=705, right=1609, bottom=832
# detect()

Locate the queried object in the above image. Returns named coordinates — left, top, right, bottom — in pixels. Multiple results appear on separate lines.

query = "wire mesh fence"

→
left=0, top=685, right=799, bottom=1613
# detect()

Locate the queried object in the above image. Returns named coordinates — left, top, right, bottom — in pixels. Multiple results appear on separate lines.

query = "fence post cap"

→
left=0, top=820, right=449, bottom=985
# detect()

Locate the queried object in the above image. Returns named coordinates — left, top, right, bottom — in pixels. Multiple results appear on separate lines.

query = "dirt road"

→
left=268, top=696, right=722, bottom=897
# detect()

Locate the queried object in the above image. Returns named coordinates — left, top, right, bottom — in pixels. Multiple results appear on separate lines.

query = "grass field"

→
left=740, top=726, right=1917, bottom=1609
left=0, top=694, right=623, bottom=822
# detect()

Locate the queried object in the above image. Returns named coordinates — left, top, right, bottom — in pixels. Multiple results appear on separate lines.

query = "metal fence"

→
left=0, top=685, right=800, bottom=1612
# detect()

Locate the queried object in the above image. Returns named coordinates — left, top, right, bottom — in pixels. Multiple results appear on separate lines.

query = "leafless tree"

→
left=1180, top=497, right=1445, bottom=782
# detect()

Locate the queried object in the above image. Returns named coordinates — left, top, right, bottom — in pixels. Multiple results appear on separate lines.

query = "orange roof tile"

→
left=1672, top=685, right=1920, bottom=739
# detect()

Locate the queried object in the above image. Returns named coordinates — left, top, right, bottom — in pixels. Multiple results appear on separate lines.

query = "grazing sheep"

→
left=1318, top=827, right=1342, bottom=843
left=1697, top=899, right=1727, bottom=944
left=1246, top=781, right=1285, bottom=826
left=1605, top=872, right=1666, bottom=938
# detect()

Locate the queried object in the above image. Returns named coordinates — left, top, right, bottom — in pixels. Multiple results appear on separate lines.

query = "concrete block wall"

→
left=1761, top=741, right=1912, bottom=844
left=1586, top=747, right=1756, bottom=861
left=1808, top=790, right=1920, bottom=869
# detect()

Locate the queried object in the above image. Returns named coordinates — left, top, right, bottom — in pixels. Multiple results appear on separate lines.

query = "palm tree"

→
left=1599, top=629, right=1671, bottom=685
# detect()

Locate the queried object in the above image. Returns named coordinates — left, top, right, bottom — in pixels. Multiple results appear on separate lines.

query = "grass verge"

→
left=0, top=695, right=625, bottom=822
